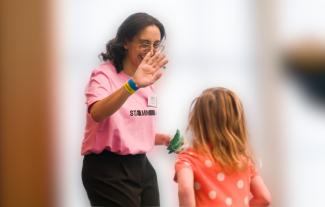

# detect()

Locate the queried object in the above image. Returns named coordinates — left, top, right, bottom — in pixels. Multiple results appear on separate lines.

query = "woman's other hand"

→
left=155, top=133, right=171, bottom=146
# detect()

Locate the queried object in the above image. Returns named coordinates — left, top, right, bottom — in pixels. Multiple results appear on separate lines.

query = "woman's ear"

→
left=123, top=41, right=129, bottom=50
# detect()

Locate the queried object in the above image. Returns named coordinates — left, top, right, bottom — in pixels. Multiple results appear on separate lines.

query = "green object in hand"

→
left=167, top=129, right=184, bottom=154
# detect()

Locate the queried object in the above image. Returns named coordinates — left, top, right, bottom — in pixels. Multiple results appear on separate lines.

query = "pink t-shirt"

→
left=81, top=61, right=157, bottom=155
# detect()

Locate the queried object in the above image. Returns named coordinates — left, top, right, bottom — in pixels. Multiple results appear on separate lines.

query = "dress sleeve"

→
left=85, top=69, right=112, bottom=109
left=174, top=150, right=195, bottom=182
left=249, top=161, right=259, bottom=179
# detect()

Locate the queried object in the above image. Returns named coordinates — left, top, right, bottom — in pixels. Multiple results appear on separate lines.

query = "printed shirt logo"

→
left=130, top=110, right=156, bottom=116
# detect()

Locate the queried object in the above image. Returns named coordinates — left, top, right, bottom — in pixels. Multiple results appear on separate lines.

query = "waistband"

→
left=85, top=150, right=146, bottom=160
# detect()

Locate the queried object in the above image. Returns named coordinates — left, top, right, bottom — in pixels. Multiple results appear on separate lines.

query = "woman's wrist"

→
left=155, top=133, right=171, bottom=146
left=123, top=79, right=139, bottom=94
left=128, top=79, right=139, bottom=90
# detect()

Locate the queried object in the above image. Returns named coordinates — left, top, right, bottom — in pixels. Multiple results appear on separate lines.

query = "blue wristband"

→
left=128, top=79, right=139, bottom=91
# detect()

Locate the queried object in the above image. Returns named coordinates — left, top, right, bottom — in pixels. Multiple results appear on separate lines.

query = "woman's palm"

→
left=133, top=52, right=168, bottom=88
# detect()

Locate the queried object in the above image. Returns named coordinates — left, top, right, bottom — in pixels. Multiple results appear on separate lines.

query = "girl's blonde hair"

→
left=188, top=87, right=253, bottom=172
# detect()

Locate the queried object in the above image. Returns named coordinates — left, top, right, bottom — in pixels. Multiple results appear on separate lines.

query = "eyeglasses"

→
left=138, top=40, right=165, bottom=53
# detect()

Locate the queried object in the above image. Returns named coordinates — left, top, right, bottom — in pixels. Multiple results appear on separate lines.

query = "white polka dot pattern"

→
left=208, top=190, right=217, bottom=199
left=217, top=172, right=225, bottom=181
left=225, top=197, right=232, bottom=206
left=237, top=179, right=244, bottom=189
left=204, top=159, right=212, bottom=168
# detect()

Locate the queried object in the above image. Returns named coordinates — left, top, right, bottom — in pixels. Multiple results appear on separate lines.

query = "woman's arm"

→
left=177, top=167, right=196, bottom=207
left=89, top=86, right=130, bottom=122
left=155, top=133, right=170, bottom=145
left=250, top=175, right=271, bottom=206
left=90, top=51, right=168, bottom=122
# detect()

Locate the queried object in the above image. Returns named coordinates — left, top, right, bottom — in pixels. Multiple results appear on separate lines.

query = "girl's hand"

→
left=133, top=51, right=168, bottom=88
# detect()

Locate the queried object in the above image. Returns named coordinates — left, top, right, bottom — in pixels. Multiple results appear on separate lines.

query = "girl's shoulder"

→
left=177, top=148, right=226, bottom=173
left=177, top=147, right=211, bottom=164
left=178, top=147, right=198, bottom=158
left=175, top=148, right=200, bottom=172
left=247, top=158, right=258, bottom=177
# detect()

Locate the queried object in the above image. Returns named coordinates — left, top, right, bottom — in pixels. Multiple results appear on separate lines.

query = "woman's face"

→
left=124, top=25, right=162, bottom=69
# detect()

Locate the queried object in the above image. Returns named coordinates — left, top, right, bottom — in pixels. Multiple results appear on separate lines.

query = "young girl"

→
left=175, top=87, right=271, bottom=207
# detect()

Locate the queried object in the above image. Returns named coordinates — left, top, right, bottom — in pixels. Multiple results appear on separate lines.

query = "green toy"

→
left=167, top=129, right=184, bottom=154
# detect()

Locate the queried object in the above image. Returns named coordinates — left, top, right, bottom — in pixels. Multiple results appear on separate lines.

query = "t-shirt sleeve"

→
left=249, top=161, right=259, bottom=179
left=85, top=69, right=112, bottom=109
left=174, top=150, right=194, bottom=182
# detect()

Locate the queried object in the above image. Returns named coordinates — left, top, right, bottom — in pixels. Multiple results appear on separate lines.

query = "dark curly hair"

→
left=100, top=12, right=166, bottom=73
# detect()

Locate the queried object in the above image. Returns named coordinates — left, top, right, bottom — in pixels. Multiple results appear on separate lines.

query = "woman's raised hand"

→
left=133, top=51, right=168, bottom=88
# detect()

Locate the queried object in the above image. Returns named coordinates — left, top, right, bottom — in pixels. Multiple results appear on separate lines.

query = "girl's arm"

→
left=250, top=175, right=271, bottom=206
left=177, top=167, right=195, bottom=207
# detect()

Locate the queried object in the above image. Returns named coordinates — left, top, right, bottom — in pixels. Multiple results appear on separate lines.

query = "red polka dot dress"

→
left=175, top=148, right=257, bottom=207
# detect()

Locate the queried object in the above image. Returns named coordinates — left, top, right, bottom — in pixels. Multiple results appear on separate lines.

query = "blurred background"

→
left=1, top=0, right=324, bottom=206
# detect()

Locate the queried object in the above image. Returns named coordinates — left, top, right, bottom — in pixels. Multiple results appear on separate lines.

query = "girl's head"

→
left=188, top=87, right=252, bottom=172
left=101, top=12, right=166, bottom=72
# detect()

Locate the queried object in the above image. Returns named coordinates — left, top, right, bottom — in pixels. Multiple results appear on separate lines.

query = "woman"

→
left=81, top=12, right=170, bottom=207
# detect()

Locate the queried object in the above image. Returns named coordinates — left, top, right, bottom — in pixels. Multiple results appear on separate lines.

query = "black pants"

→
left=82, top=150, right=160, bottom=207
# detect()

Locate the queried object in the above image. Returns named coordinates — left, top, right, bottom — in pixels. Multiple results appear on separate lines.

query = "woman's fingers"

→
left=152, top=69, right=163, bottom=82
left=140, top=52, right=167, bottom=82
left=151, top=53, right=168, bottom=70
left=156, top=57, right=168, bottom=69
left=146, top=51, right=159, bottom=65
left=151, top=52, right=161, bottom=64
left=154, top=53, right=165, bottom=65
left=142, top=51, right=153, bottom=63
